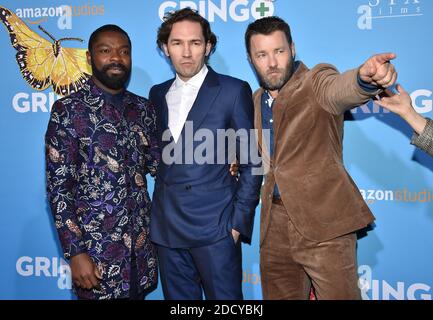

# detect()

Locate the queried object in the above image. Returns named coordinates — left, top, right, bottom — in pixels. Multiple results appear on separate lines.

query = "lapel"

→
left=253, top=88, right=271, bottom=168
left=172, top=67, right=221, bottom=164
left=272, top=62, right=308, bottom=139
left=183, top=66, right=220, bottom=132
left=156, top=79, right=175, bottom=149
left=160, top=81, right=172, bottom=130
left=253, top=88, right=264, bottom=153
left=159, top=67, right=221, bottom=169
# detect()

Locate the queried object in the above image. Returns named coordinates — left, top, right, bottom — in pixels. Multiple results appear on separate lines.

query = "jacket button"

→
left=185, top=185, right=192, bottom=190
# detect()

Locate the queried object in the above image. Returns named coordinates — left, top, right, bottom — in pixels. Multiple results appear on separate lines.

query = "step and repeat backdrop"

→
left=0, top=0, right=432, bottom=300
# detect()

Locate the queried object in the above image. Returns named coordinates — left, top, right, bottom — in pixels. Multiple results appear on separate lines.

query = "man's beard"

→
left=91, top=60, right=131, bottom=91
left=257, top=59, right=294, bottom=92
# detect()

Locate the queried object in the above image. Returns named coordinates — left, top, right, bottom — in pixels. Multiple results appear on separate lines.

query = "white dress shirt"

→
left=165, top=65, right=208, bottom=142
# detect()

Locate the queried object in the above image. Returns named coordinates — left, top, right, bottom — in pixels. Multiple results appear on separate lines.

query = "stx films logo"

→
left=358, top=0, right=422, bottom=30
left=159, top=0, right=275, bottom=22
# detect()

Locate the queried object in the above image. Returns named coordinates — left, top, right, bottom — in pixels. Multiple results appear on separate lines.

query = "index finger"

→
left=378, top=88, right=395, bottom=99
left=374, top=52, right=396, bottom=64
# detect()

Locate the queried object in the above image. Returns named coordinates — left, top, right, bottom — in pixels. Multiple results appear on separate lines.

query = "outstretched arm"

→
left=359, top=52, right=397, bottom=88
left=376, top=84, right=427, bottom=135
left=313, top=53, right=398, bottom=115
left=376, top=84, right=433, bottom=156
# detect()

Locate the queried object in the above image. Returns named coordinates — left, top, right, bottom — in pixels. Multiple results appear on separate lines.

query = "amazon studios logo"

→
left=159, top=0, right=275, bottom=22
left=14, top=2, right=105, bottom=30
left=15, top=5, right=72, bottom=30
left=360, top=188, right=433, bottom=204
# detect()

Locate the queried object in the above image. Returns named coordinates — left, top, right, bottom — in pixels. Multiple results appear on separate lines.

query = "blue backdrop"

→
left=1, top=0, right=432, bottom=300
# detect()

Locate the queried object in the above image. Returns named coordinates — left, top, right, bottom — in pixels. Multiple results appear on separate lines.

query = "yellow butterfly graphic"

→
left=0, top=6, right=91, bottom=96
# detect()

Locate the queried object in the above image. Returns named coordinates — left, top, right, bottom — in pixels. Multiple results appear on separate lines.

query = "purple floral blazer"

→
left=45, top=79, right=160, bottom=299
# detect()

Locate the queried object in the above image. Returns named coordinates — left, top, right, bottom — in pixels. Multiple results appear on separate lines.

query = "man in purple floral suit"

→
left=45, top=25, right=159, bottom=300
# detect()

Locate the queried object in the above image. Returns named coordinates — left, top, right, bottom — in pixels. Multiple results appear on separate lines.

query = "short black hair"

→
left=88, top=24, right=131, bottom=53
left=157, top=8, right=217, bottom=58
left=245, top=16, right=292, bottom=56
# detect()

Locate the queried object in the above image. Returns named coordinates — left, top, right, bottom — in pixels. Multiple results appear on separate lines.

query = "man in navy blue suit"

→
left=149, top=8, right=262, bottom=300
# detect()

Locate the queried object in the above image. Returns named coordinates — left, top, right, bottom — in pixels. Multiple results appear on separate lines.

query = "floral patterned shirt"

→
left=45, top=79, right=160, bottom=299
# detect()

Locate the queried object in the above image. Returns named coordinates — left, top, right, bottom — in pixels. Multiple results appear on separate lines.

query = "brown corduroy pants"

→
left=260, top=203, right=361, bottom=300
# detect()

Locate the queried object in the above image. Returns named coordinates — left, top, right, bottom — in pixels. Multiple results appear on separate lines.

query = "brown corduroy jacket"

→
left=254, top=62, right=380, bottom=246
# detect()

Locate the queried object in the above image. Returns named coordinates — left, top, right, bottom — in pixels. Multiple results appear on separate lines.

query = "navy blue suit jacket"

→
left=149, top=67, right=262, bottom=248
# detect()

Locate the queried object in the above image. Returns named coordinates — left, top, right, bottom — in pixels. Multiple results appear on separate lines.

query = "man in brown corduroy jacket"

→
left=245, top=16, right=397, bottom=300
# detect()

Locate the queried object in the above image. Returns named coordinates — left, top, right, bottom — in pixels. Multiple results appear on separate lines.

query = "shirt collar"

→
left=103, top=90, right=125, bottom=107
left=87, top=78, right=125, bottom=107
left=264, top=90, right=274, bottom=108
left=172, top=64, right=208, bottom=90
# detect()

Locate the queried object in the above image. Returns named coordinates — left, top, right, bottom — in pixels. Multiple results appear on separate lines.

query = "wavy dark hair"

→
left=157, top=8, right=217, bottom=60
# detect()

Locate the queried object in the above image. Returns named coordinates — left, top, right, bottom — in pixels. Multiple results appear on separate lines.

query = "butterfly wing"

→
left=0, top=6, right=53, bottom=90
left=0, top=6, right=91, bottom=95
left=51, top=47, right=91, bottom=96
